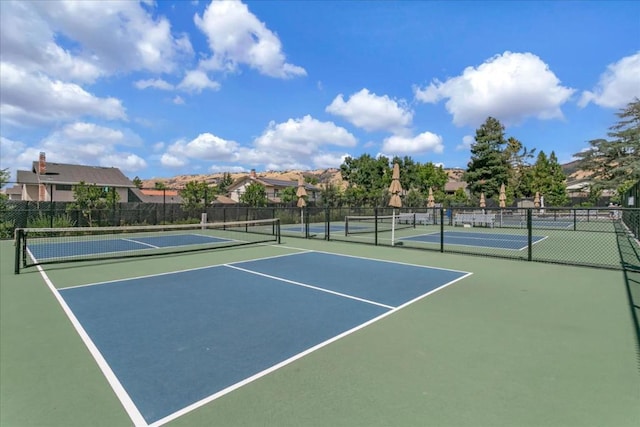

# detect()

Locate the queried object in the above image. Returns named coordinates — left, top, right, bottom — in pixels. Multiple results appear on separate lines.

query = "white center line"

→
left=224, top=264, right=395, bottom=310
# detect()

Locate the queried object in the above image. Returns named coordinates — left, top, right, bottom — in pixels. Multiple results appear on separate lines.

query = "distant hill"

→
left=141, top=163, right=583, bottom=189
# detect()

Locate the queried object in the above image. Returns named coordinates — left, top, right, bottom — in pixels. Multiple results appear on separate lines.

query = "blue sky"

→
left=1, top=0, right=639, bottom=182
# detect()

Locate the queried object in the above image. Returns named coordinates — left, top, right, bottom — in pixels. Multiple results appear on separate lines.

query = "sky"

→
left=1, top=0, right=639, bottom=182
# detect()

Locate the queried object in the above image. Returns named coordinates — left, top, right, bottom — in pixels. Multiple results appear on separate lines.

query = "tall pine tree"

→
left=573, top=99, right=640, bottom=192
left=463, top=117, right=510, bottom=199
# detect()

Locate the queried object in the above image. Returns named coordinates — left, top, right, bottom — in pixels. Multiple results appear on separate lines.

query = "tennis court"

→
left=400, top=230, right=547, bottom=250
left=58, top=251, right=469, bottom=425
left=1, top=220, right=638, bottom=427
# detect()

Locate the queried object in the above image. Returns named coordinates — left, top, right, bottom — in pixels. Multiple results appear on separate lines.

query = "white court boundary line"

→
left=29, top=248, right=148, bottom=427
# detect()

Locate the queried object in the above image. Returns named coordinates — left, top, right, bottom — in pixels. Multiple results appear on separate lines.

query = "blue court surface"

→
left=58, top=251, right=470, bottom=425
left=401, top=230, right=546, bottom=250
left=28, top=233, right=233, bottom=261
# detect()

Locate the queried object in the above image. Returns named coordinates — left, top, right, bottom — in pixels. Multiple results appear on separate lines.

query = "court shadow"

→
left=614, top=222, right=640, bottom=367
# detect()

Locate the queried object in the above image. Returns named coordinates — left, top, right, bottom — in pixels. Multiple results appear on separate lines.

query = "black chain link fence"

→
left=1, top=200, right=637, bottom=271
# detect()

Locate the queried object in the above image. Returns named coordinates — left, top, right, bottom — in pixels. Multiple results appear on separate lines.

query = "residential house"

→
left=15, top=152, right=136, bottom=202
left=444, top=181, right=469, bottom=196
left=227, top=170, right=320, bottom=204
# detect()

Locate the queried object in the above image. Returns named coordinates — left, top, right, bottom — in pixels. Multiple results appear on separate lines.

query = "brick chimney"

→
left=250, top=169, right=257, bottom=179
left=38, top=152, right=46, bottom=175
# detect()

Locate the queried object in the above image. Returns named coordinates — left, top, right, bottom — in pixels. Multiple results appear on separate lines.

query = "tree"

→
left=132, top=176, right=143, bottom=188
left=240, top=182, right=267, bottom=207
left=546, top=151, right=569, bottom=206
left=340, top=154, right=391, bottom=206
left=573, top=99, right=640, bottom=194
left=67, top=181, right=119, bottom=226
left=405, top=189, right=425, bottom=207
left=503, top=136, right=536, bottom=198
left=279, top=186, right=298, bottom=205
left=154, top=181, right=167, bottom=190
left=0, top=168, right=9, bottom=215
left=216, top=173, right=234, bottom=195
left=530, top=151, right=569, bottom=206
left=463, top=117, right=510, bottom=199
left=181, top=181, right=208, bottom=214
left=319, top=183, right=343, bottom=208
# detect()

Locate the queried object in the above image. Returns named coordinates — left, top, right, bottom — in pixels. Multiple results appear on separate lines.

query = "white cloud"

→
left=160, top=115, right=357, bottom=172
left=165, top=133, right=239, bottom=165
left=135, top=79, right=175, bottom=91
left=2, top=122, right=148, bottom=175
left=161, top=153, right=187, bottom=168
left=414, top=51, right=575, bottom=127
left=457, top=135, right=474, bottom=151
left=579, top=52, right=640, bottom=109
left=173, top=96, right=186, bottom=105
left=0, top=136, right=31, bottom=180
left=255, top=115, right=357, bottom=153
left=326, top=88, right=413, bottom=132
left=177, top=69, right=220, bottom=93
left=381, top=132, right=444, bottom=155
left=312, top=153, right=350, bottom=169
left=194, top=0, right=306, bottom=78
left=100, top=153, right=147, bottom=173
left=0, top=62, right=126, bottom=126
left=27, top=1, right=193, bottom=76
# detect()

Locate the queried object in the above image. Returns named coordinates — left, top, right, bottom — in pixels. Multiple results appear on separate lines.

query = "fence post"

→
left=374, top=207, right=378, bottom=246
left=14, top=229, right=22, bottom=274
left=527, top=208, right=533, bottom=261
left=440, top=208, right=444, bottom=253
left=325, top=207, right=330, bottom=240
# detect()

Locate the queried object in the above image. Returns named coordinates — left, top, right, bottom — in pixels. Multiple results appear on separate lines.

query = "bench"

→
left=453, top=212, right=496, bottom=228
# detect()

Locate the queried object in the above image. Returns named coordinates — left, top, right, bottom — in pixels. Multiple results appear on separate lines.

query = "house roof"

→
left=444, top=181, right=467, bottom=192
left=17, top=161, right=135, bottom=188
left=3, top=185, right=22, bottom=195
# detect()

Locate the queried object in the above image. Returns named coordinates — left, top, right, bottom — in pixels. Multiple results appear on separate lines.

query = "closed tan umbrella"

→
left=480, top=192, right=486, bottom=208
left=297, top=176, right=307, bottom=232
left=499, top=183, right=506, bottom=208
left=388, top=163, right=403, bottom=245
left=534, top=192, right=540, bottom=208
left=427, top=187, right=435, bottom=208
left=296, top=175, right=307, bottom=208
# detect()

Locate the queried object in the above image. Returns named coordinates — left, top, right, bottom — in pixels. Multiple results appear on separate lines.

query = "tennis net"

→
left=344, top=213, right=416, bottom=236
left=14, top=218, right=280, bottom=273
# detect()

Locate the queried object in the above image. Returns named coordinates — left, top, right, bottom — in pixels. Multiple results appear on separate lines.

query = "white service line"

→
left=224, top=264, right=395, bottom=310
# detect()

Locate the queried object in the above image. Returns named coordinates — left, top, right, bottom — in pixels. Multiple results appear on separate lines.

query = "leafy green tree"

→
left=154, top=181, right=167, bottom=190
left=240, top=182, right=267, bottom=207
left=279, top=186, right=298, bottom=204
left=304, top=175, right=319, bottom=185
left=216, top=172, right=234, bottom=195
left=447, top=188, right=471, bottom=206
left=319, top=183, right=343, bottom=208
left=0, top=168, right=9, bottom=206
left=340, top=154, right=391, bottom=206
left=132, top=176, right=143, bottom=188
left=67, top=181, right=119, bottom=226
left=181, top=181, right=208, bottom=214
left=405, top=189, right=425, bottom=207
left=463, top=117, right=510, bottom=199
left=573, top=99, right=640, bottom=193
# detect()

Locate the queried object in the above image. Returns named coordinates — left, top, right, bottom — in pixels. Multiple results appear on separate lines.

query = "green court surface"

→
left=1, top=236, right=639, bottom=427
